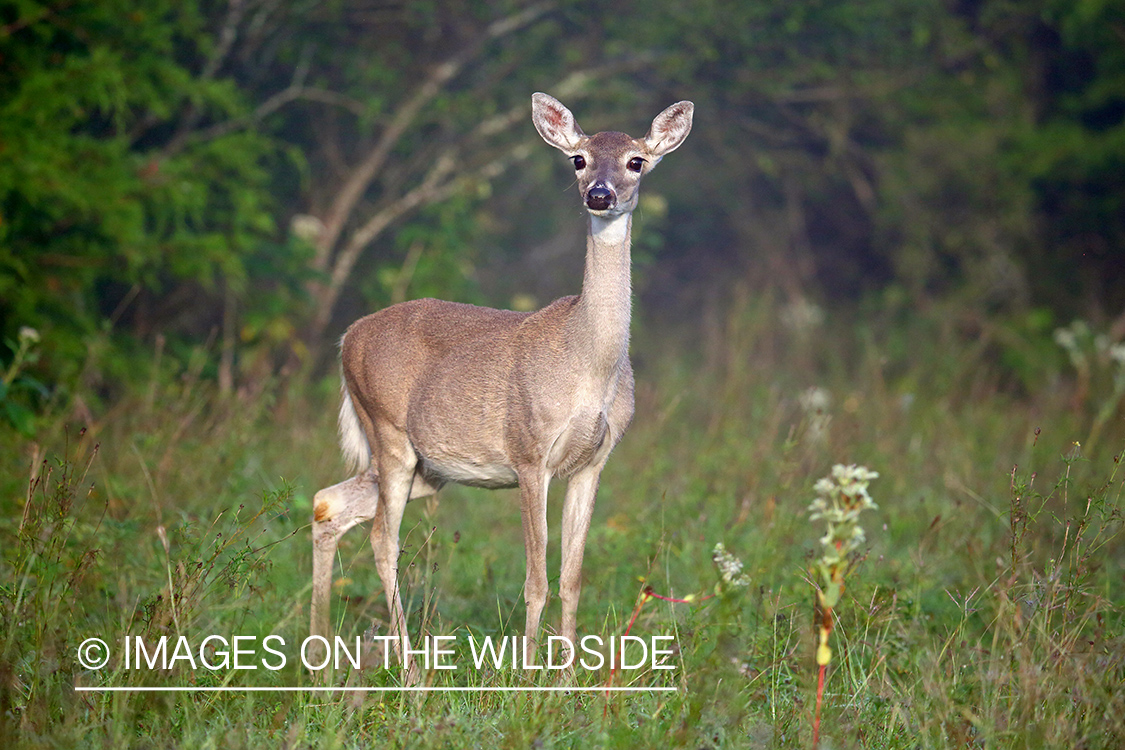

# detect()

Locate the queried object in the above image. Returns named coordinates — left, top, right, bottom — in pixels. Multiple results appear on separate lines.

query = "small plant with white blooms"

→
left=807, top=463, right=879, bottom=748
left=712, top=542, right=750, bottom=590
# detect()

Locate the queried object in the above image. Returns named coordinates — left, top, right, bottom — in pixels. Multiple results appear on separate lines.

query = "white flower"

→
left=813, top=478, right=834, bottom=495
left=799, top=387, right=831, bottom=414
left=712, top=542, right=750, bottom=588
left=18, top=326, right=40, bottom=345
left=809, top=464, right=879, bottom=559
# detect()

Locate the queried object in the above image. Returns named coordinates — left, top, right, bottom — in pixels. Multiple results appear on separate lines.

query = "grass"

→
left=1, top=296, right=1123, bottom=748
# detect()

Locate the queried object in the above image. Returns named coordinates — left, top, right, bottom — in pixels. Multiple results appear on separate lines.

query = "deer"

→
left=309, top=92, right=693, bottom=679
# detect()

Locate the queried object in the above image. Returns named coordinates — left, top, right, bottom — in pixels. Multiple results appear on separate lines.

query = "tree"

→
left=0, top=1, right=607, bottom=392
left=0, top=0, right=287, bottom=396
left=239, top=1, right=633, bottom=369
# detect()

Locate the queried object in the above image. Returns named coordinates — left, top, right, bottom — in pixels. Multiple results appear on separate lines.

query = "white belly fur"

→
left=421, top=456, right=519, bottom=489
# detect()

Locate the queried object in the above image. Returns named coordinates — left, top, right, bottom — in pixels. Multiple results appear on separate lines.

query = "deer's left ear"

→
left=532, top=93, right=586, bottom=154
left=645, top=101, right=694, bottom=157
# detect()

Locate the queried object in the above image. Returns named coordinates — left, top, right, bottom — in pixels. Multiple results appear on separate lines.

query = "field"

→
left=2, top=298, right=1123, bottom=749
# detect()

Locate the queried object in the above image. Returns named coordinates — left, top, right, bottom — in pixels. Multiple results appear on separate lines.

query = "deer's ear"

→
left=532, top=93, right=585, bottom=153
left=644, top=101, right=694, bottom=157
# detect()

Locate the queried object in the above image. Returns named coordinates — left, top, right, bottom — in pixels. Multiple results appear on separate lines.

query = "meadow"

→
left=2, top=296, right=1123, bottom=749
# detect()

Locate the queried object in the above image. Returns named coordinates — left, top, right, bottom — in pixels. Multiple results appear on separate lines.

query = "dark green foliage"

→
left=0, top=0, right=1122, bottom=411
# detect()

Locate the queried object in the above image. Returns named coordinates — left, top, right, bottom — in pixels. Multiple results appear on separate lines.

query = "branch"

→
left=200, top=0, right=248, bottom=82
left=311, top=1, right=556, bottom=272
left=468, top=65, right=608, bottom=140
left=0, top=0, right=75, bottom=36
left=303, top=60, right=627, bottom=344
left=306, top=143, right=534, bottom=339
left=186, top=85, right=365, bottom=146
left=162, top=0, right=249, bottom=155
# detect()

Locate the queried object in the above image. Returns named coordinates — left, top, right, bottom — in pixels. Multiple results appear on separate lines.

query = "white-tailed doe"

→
left=310, top=93, right=693, bottom=677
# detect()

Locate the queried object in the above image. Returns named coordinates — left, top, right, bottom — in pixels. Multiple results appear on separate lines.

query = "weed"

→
left=806, top=463, right=880, bottom=748
left=1, top=327, right=46, bottom=437
left=1, top=429, right=104, bottom=740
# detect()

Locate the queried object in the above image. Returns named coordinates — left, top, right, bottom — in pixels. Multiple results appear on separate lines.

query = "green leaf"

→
left=5, top=400, right=36, bottom=437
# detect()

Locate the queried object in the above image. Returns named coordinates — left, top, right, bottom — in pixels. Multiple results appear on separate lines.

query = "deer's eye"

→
left=572, top=155, right=586, bottom=170
left=627, top=157, right=645, bottom=172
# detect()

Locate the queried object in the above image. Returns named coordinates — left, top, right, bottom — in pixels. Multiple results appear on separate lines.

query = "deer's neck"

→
left=574, top=213, right=632, bottom=375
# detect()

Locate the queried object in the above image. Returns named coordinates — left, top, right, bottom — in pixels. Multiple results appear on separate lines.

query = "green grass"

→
left=2, top=299, right=1123, bottom=748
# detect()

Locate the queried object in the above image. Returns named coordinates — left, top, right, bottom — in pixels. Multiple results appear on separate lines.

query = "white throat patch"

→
left=590, top=213, right=631, bottom=245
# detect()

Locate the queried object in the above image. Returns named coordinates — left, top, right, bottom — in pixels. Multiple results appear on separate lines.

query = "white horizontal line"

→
left=75, top=686, right=676, bottom=693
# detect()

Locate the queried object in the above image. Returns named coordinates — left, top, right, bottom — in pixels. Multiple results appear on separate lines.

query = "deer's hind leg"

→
left=310, top=471, right=381, bottom=668
left=369, top=440, right=443, bottom=681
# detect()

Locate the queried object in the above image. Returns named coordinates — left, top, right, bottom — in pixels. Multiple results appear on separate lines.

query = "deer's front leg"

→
left=559, top=466, right=602, bottom=649
left=517, top=469, right=551, bottom=648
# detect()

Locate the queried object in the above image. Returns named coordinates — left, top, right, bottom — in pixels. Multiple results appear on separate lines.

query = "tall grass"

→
left=1, top=297, right=1122, bottom=748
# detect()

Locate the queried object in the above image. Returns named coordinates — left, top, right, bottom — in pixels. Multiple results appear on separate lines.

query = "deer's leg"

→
left=559, top=466, right=602, bottom=649
left=518, top=469, right=552, bottom=648
left=370, top=440, right=420, bottom=679
left=310, top=472, right=380, bottom=668
left=368, top=470, right=441, bottom=672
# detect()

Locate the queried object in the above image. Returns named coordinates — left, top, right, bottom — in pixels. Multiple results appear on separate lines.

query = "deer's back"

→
left=342, top=297, right=527, bottom=421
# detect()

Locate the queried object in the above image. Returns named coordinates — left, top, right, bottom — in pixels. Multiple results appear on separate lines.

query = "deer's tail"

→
left=337, top=334, right=371, bottom=475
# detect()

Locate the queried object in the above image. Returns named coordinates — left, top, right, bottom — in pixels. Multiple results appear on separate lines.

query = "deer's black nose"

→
left=585, top=185, right=615, bottom=212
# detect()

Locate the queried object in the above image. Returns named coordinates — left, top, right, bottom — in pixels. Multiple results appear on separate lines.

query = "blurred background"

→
left=3, top=6, right=1125, bottom=744
left=1, top=0, right=1123, bottom=421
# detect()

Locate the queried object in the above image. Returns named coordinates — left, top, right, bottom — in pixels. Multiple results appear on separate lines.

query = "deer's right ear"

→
left=532, top=93, right=585, bottom=153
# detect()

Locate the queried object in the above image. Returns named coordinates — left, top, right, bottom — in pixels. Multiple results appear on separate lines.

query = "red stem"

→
left=813, top=661, right=826, bottom=748
left=606, top=586, right=715, bottom=691
left=647, top=590, right=715, bottom=605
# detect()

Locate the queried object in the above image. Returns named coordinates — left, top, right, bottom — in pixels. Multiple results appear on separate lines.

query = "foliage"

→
left=0, top=295, right=1121, bottom=747
left=0, top=0, right=1120, bottom=412
left=0, top=0, right=292, bottom=396
left=0, top=425, right=293, bottom=743
left=995, top=0, right=1125, bottom=309
left=1, top=327, right=45, bottom=436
